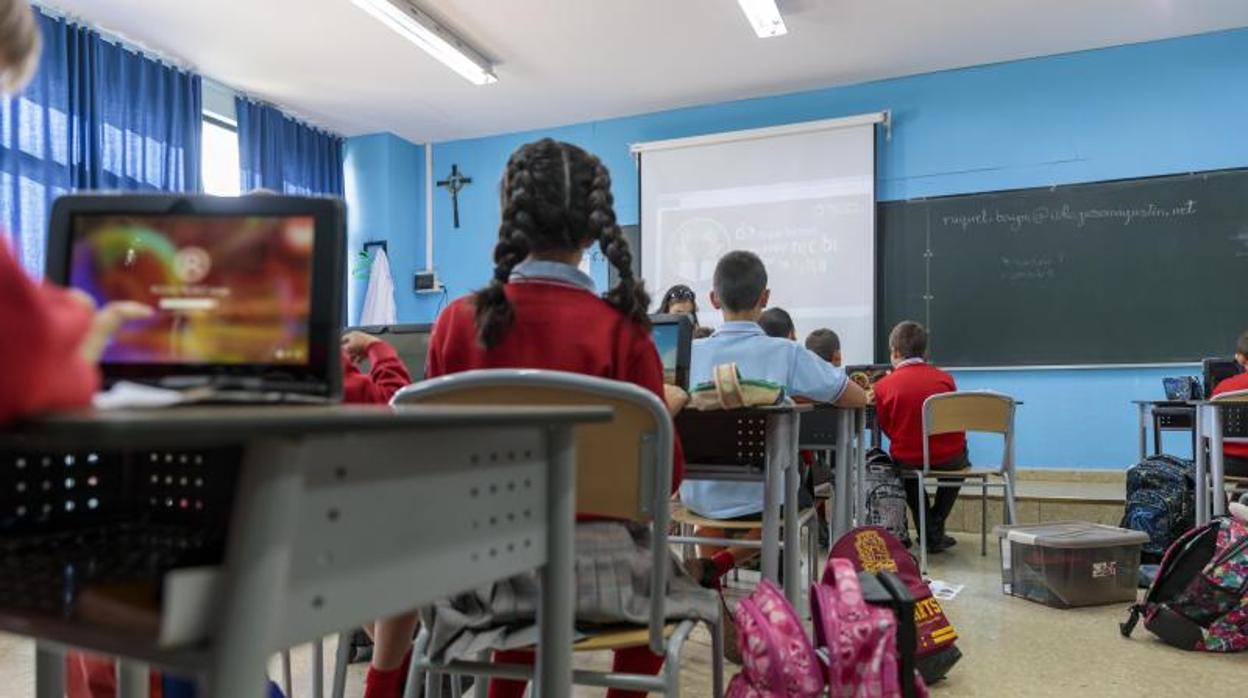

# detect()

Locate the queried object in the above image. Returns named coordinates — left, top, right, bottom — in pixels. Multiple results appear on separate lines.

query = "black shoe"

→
left=941, top=535, right=958, bottom=548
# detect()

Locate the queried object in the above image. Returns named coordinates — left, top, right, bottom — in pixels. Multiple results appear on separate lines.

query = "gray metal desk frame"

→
left=673, top=404, right=809, bottom=608
left=0, top=404, right=610, bottom=698
left=1191, top=400, right=1248, bottom=525
left=1131, top=400, right=1197, bottom=461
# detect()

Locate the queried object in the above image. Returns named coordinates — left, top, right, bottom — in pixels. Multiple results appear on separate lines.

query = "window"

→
left=201, top=114, right=240, bottom=196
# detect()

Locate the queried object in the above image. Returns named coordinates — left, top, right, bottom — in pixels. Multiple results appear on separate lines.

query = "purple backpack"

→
left=1121, top=515, right=1248, bottom=652
left=726, top=580, right=824, bottom=697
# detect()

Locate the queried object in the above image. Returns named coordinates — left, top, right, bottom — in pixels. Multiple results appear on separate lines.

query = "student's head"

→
left=474, top=138, right=647, bottom=348
left=710, top=250, right=769, bottom=320
left=659, top=284, right=698, bottom=324
left=1237, top=330, right=1248, bottom=367
left=888, top=320, right=928, bottom=365
left=0, top=0, right=39, bottom=94
left=806, top=328, right=843, bottom=367
left=759, top=307, right=795, bottom=340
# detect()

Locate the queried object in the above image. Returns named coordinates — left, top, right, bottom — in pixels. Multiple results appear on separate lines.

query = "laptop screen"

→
left=649, top=314, right=693, bottom=390
left=69, top=214, right=316, bottom=366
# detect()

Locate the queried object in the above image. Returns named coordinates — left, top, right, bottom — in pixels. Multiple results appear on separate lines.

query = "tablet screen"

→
left=69, top=214, right=315, bottom=366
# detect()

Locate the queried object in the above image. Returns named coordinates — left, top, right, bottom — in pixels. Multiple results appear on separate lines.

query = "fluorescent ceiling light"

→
left=737, top=0, right=788, bottom=38
left=348, top=0, right=497, bottom=85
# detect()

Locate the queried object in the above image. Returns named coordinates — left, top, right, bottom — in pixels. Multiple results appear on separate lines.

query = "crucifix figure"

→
left=437, top=164, right=473, bottom=228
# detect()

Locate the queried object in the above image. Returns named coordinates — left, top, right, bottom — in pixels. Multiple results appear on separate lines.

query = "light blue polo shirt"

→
left=679, top=321, right=849, bottom=519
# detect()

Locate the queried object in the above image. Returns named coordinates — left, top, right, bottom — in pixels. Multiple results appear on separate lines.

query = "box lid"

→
left=992, top=520, right=1149, bottom=548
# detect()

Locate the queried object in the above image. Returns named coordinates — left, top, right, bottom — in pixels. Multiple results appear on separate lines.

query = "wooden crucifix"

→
left=437, top=164, right=473, bottom=228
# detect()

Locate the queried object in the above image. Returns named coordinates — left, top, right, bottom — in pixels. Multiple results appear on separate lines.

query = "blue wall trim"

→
left=359, top=27, right=1248, bottom=469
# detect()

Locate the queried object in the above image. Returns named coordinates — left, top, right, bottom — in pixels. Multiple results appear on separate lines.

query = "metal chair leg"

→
left=981, top=478, right=988, bottom=556
left=918, top=476, right=929, bottom=575
left=1004, top=471, right=1019, bottom=524
left=405, top=629, right=431, bottom=698
left=311, top=639, right=325, bottom=698
left=282, top=649, right=294, bottom=698
left=710, top=616, right=726, bottom=698
left=331, top=632, right=352, bottom=698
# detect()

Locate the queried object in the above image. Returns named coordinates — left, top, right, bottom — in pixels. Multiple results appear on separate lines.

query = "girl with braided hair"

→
left=362, top=139, right=713, bottom=698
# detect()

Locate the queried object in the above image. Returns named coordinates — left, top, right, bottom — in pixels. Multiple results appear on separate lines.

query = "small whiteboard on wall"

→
left=632, top=113, right=884, bottom=364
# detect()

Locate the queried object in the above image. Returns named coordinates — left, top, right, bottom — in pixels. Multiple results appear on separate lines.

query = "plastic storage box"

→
left=993, top=521, right=1149, bottom=608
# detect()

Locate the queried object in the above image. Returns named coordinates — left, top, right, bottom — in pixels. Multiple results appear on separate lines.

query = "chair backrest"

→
left=922, top=391, right=1016, bottom=472
left=923, top=391, right=1014, bottom=436
left=392, top=369, right=674, bottom=654
left=392, top=369, right=670, bottom=522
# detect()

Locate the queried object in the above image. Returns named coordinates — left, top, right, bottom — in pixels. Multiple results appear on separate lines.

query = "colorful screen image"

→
left=652, top=323, right=681, bottom=386
left=69, top=215, right=315, bottom=365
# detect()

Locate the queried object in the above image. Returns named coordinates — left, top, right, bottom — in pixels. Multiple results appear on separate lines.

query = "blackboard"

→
left=877, top=169, right=1248, bottom=366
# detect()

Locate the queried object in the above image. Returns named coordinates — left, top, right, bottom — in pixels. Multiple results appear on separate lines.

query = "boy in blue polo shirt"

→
left=679, top=250, right=866, bottom=587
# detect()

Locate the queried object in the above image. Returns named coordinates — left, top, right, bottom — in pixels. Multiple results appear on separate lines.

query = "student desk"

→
left=0, top=404, right=611, bottom=698
left=1192, top=399, right=1248, bottom=525
left=674, top=404, right=812, bottom=607
left=1130, top=400, right=1197, bottom=460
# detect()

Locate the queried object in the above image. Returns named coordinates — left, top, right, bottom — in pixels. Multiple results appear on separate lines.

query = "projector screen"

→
left=636, top=115, right=880, bottom=364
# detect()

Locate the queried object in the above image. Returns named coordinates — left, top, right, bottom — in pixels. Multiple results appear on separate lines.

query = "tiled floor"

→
left=1, top=531, right=1244, bottom=697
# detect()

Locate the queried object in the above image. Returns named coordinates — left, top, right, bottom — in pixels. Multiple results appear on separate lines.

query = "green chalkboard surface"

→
left=877, top=169, right=1248, bottom=366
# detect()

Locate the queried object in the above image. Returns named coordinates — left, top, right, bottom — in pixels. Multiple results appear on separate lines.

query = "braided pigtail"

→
left=590, top=161, right=650, bottom=328
left=473, top=154, right=536, bottom=348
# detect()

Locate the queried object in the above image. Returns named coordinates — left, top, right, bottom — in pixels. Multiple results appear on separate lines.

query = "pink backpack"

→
left=726, top=580, right=825, bottom=697
left=810, top=559, right=929, bottom=698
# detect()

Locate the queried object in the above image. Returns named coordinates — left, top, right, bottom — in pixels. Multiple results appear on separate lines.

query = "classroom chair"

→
left=669, top=409, right=821, bottom=600
left=328, top=369, right=724, bottom=698
left=906, top=391, right=1019, bottom=574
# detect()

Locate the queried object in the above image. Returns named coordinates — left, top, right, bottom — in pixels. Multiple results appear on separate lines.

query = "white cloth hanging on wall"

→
left=361, top=248, right=397, bottom=326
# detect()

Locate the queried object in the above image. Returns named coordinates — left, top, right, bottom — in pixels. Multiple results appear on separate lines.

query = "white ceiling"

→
left=43, top=0, right=1248, bottom=143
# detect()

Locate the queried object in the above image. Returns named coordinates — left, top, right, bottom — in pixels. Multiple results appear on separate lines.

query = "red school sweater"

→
left=873, top=360, right=967, bottom=467
left=427, top=281, right=684, bottom=493
left=1213, top=371, right=1248, bottom=460
left=0, top=243, right=99, bottom=423
left=342, top=341, right=412, bottom=405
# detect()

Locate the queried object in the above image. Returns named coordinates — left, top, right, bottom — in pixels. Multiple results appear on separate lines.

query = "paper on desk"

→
left=928, top=579, right=965, bottom=601
left=159, top=566, right=221, bottom=646
left=94, top=381, right=188, bottom=410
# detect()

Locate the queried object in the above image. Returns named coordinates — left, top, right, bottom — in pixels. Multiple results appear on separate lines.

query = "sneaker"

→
left=941, top=534, right=958, bottom=548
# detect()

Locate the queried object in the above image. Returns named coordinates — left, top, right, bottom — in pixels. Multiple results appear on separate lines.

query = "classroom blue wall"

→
left=358, top=27, right=1248, bottom=469
left=342, top=133, right=426, bottom=325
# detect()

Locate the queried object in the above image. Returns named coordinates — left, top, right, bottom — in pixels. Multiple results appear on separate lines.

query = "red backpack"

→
left=829, top=526, right=963, bottom=683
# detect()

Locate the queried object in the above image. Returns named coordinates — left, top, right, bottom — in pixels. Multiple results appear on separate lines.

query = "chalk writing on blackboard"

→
left=941, top=200, right=1197, bottom=232
left=1000, top=255, right=1061, bottom=282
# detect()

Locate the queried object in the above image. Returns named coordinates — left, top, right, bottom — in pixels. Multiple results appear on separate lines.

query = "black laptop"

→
left=46, top=193, right=346, bottom=402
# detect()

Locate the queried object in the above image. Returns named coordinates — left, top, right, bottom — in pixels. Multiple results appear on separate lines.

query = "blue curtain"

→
left=0, top=9, right=201, bottom=276
left=236, top=98, right=343, bottom=196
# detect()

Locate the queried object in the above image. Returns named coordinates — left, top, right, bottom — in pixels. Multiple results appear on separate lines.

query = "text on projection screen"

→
left=639, top=123, right=876, bottom=363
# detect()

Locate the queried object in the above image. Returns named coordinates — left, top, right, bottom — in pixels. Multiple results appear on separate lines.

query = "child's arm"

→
left=0, top=246, right=98, bottom=421
left=787, top=344, right=868, bottom=407
left=341, top=332, right=413, bottom=405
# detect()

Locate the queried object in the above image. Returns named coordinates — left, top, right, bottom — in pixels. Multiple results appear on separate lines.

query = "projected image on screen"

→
left=639, top=123, right=877, bottom=363
left=69, top=215, right=315, bottom=365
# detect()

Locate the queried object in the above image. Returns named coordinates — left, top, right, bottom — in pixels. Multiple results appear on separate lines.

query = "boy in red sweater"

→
left=341, top=330, right=412, bottom=404
left=1212, top=330, right=1248, bottom=478
left=363, top=139, right=688, bottom=698
left=873, top=321, right=967, bottom=554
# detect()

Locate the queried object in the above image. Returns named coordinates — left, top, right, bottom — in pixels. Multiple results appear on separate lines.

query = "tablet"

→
left=46, top=194, right=346, bottom=399
left=650, top=313, right=694, bottom=390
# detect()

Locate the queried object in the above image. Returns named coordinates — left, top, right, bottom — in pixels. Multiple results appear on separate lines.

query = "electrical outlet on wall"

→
left=414, top=270, right=441, bottom=293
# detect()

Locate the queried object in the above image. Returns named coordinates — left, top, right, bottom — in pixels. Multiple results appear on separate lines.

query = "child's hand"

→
left=81, top=302, right=155, bottom=362
left=663, top=384, right=689, bottom=417
left=341, top=330, right=381, bottom=362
